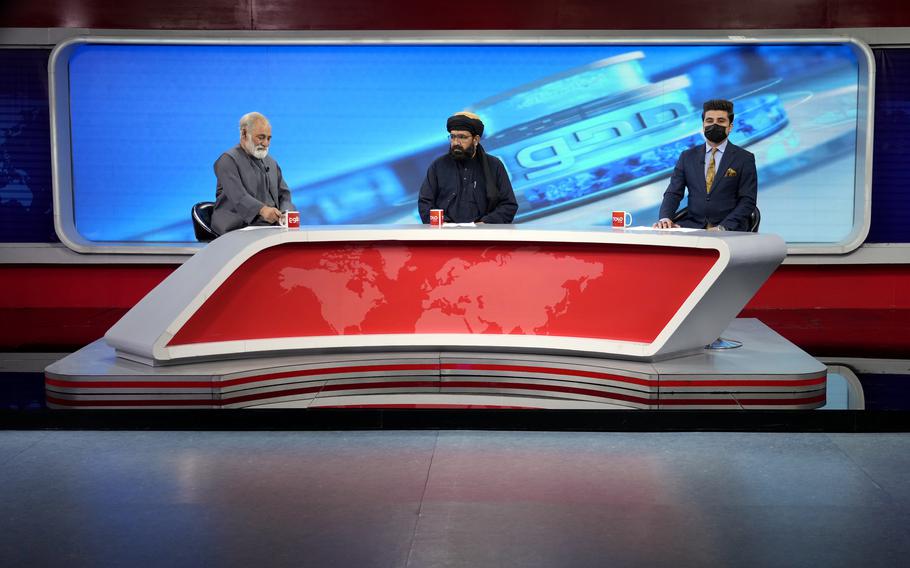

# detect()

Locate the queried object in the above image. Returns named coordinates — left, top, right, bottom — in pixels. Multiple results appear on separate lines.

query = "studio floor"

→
left=3, top=429, right=910, bottom=567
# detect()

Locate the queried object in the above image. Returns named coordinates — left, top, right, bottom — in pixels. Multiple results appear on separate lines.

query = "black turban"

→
left=446, top=114, right=484, bottom=137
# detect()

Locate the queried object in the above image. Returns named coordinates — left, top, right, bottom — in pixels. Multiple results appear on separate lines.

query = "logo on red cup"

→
left=430, top=209, right=444, bottom=227
left=612, top=210, right=632, bottom=228
left=280, top=210, right=300, bottom=230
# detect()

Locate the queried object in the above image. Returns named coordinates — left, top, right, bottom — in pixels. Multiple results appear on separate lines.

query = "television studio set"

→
left=2, top=1, right=910, bottom=565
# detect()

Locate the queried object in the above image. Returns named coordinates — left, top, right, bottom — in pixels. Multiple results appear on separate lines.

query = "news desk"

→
left=47, top=225, right=828, bottom=409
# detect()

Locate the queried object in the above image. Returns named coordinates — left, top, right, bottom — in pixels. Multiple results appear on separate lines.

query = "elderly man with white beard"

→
left=210, top=111, right=297, bottom=235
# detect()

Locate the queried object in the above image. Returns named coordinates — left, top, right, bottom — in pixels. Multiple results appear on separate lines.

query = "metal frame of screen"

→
left=49, top=35, right=875, bottom=255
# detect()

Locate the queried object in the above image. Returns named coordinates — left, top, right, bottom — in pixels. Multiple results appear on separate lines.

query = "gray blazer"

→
left=211, top=145, right=296, bottom=236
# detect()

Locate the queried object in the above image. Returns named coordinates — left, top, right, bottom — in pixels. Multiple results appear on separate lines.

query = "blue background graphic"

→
left=62, top=43, right=862, bottom=244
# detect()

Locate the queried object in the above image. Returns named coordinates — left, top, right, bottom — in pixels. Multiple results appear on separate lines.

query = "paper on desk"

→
left=441, top=222, right=477, bottom=228
left=623, top=226, right=701, bottom=232
left=239, top=225, right=283, bottom=231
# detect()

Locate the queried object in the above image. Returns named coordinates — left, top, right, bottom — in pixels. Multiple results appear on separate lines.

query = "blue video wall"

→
left=62, top=42, right=864, bottom=244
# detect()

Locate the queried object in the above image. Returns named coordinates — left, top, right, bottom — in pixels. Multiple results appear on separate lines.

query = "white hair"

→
left=239, top=111, right=269, bottom=134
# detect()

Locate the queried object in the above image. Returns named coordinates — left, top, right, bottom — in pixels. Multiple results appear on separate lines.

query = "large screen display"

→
left=58, top=41, right=868, bottom=247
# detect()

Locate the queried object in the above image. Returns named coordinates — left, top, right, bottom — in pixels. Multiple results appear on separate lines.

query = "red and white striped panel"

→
left=45, top=342, right=825, bottom=410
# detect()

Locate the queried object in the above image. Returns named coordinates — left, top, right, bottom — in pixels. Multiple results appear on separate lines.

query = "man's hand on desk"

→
left=259, top=206, right=282, bottom=224
left=653, top=218, right=680, bottom=229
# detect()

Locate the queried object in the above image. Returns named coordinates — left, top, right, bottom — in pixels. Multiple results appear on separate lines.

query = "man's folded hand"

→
left=653, top=218, right=679, bottom=229
left=259, top=206, right=282, bottom=223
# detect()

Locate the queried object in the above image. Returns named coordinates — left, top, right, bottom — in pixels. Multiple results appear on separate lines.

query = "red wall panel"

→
left=556, top=0, right=832, bottom=30
left=0, top=265, right=174, bottom=351
left=741, top=264, right=910, bottom=358
left=747, top=265, right=910, bottom=310
left=0, top=1, right=253, bottom=30
left=2, top=263, right=908, bottom=357
left=0, top=265, right=174, bottom=308
left=829, top=0, right=910, bottom=28
left=2, top=0, right=909, bottom=30
left=253, top=0, right=561, bottom=30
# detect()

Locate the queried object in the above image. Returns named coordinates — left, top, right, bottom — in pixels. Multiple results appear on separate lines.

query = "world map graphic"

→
left=170, top=241, right=716, bottom=345
left=277, top=244, right=605, bottom=335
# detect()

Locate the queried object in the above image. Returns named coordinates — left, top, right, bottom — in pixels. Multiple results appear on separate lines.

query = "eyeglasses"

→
left=449, top=133, right=474, bottom=141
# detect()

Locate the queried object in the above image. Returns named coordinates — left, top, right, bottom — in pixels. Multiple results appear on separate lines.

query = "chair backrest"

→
left=749, top=206, right=761, bottom=232
left=191, top=202, right=218, bottom=242
left=672, top=207, right=689, bottom=224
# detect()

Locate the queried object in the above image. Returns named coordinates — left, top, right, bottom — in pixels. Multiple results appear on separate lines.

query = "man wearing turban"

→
left=417, top=112, right=518, bottom=224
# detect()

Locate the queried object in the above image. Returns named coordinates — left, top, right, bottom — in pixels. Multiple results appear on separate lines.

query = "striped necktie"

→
left=706, top=147, right=718, bottom=193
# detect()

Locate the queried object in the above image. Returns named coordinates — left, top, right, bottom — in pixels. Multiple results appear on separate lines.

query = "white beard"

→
left=243, top=139, right=269, bottom=160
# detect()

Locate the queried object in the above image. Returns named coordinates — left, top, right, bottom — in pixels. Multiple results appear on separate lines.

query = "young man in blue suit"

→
left=653, top=99, right=757, bottom=231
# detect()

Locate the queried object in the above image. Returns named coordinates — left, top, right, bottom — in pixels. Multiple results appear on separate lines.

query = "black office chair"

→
left=672, top=206, right=760, bottom=232
left=749, top=206, right=761, bottom=232
left=191, top=201, right=218, bottom=242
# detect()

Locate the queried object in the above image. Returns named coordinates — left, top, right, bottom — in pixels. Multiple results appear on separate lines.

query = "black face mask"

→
left=704, top=124, right=728, bottom=144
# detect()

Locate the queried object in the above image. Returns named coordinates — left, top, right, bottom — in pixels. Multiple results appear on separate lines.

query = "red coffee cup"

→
left=612, top=210, right=632, bottom=228
left=430, top=209, right=444, bottom=227
left=282, top=210, right=300, bottom=230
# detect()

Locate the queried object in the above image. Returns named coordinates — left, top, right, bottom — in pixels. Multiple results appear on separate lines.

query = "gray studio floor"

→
left=3, top=430, right=910, bottom=567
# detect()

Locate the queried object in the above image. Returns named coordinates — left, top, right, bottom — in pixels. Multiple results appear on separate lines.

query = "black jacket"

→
left=417, top=153, right=518, bottom=224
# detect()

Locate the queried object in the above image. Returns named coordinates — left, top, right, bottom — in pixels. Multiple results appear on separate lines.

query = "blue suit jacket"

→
left=658, top=142, right=758, bottom=231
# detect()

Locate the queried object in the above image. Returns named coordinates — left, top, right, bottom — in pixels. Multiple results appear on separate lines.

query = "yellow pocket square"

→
left=724, top=168, right=737, bottom=177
